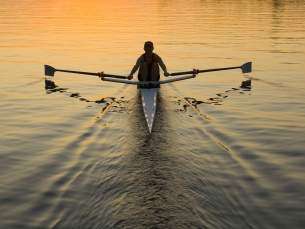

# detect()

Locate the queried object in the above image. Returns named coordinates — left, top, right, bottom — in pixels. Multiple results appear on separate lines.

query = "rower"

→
left=128, top=41, right=170, bottom=88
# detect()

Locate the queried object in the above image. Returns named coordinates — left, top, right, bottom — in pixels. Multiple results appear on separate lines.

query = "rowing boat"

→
left=140, top=88, right=158, bottom=133
left=101, top=76, right=198, bottom=133
left=44, top=62, right=252, bottom=133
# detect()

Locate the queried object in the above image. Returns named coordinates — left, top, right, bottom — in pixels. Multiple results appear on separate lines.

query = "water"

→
left=1, top=0, right=305, bottom=228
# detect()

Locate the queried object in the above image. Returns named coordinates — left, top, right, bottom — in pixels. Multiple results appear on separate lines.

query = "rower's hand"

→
left=128, top=74, right=133, bottom=80
left=164, top=71, right=170, bottom=77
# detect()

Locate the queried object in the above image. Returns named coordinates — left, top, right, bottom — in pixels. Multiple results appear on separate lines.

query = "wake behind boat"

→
left=44, top=62, right=252, bottom=133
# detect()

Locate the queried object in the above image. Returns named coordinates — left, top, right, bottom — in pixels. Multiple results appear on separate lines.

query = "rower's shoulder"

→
left=137, top=54, right=145, bottom=62
left=153, top=53, right=162, bottom=60
left=140, top=53, right=147, bottom=59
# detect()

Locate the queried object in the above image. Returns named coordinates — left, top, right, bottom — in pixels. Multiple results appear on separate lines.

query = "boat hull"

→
left=140, top=88, right=158, bottom=133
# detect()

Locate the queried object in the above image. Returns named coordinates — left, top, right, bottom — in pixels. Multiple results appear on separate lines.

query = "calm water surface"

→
left=0, top=0, right=305, bottom=228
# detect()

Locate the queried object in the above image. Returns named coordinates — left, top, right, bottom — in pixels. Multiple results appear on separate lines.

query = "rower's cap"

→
left=144, top=41, right=154, bottom=48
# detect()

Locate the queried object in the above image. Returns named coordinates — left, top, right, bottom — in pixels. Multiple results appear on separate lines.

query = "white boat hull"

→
left=140, top=88, right=158, bottom=133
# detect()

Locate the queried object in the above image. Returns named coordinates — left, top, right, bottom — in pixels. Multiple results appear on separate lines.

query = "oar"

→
left=44, top=65, right=128, bottom=79
left=170, top=62, right=252, bottom=76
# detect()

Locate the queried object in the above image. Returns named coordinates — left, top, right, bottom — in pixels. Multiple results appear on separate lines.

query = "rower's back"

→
left=138, top=53, right=160, bottom=82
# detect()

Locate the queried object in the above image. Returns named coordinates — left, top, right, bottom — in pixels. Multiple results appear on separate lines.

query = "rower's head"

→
left=144, top=41, right=154, bottom=54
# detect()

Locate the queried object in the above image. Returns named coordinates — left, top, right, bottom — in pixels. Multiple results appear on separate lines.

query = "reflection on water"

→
left=1, top=0, right=305, bottom=228
left=44, top=78, right=128, bottom=115
left=175, top=79, right=252, bottom=112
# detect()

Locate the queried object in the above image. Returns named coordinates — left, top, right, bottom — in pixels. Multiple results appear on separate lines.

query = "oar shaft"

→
left=170, top=70, right=195, bottom=76
left=198, top=66, right=240, bottom=73
left=55, top=69, right=128, bottom=79
left=170, top=65, right=241, bottom=76
left=56, top=69, right=99, bottom=76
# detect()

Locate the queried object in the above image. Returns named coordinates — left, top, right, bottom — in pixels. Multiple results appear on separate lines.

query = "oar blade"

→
left=241, top=62, right=252, bottom=73
left=44, top=65, right=56, bottom=76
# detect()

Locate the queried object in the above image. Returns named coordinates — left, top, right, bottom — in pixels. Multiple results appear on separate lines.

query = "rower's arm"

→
left=130, top=57, right=142, bottom=76
left=156, top=55, right=169, bottom=76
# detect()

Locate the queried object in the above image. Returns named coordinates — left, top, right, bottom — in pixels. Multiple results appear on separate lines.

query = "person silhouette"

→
left=129, top=41, right=169, bottom=88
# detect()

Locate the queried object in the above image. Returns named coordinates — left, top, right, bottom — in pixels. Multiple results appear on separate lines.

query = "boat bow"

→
left=140, top=88, right=158, bottom=133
